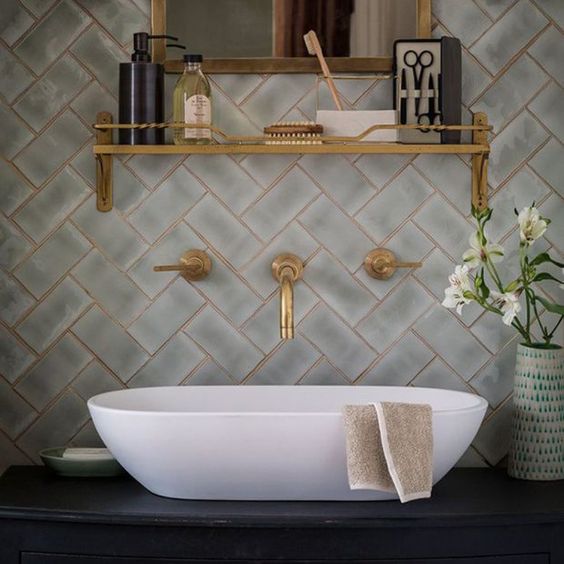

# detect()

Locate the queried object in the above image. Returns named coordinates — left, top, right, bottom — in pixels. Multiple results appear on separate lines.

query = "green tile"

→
left=0, top=45, right=34, bottom=103
left=17, top=391, right=89, bottom=463
left=0, top=159, right=33, bottom=216
left=15, top=0, right=90, bottom=74
left=13, top=55, right=91, bottom=131
left=0, top=103, right=34, bottom=160
left=0, top=270, right=34, bottom=326
left=14, top=223, right=91, bottom=298
left=14, top=166, right=91, bottom=242
left=13, top=110, right=91, bottom=187
left=0, top=0, right=35, bottom=45
left=0, top=325, right=35, bottom=382
left=16, top=278, right=92, bottom=352
left=71, top=25, right=126, bottom=97
left=76, top=0, right=147, bottom=45
left=16, top=334, right=92, bottom=410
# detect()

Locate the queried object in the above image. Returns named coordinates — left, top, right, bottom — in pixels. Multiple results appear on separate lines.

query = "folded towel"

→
left=342, top=405, right=396, bottom=493
left=342, top=402, right=433, bottom=503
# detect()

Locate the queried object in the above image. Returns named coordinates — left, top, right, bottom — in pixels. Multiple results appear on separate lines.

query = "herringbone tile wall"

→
left=0, top=0, right=562, bottom=472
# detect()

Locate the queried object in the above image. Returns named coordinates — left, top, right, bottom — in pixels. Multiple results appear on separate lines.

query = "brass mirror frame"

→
left=151, top=0, right=431, bottom=73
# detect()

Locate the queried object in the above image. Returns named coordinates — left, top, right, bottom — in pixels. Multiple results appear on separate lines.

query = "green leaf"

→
left=480, top=231, right=487, bottom=246
left=482, top=208, right=493, bottom=222
left=536, top=295, right=564, bottom=316
left=474, top=206, right=492, bottom=222
left=530, top=252, right=564, bottom=268
left=533, top=272, right=563, bottom=284
left=505, top=280, right=520, bottom=293
left=481, top=284, right=490, bottom=300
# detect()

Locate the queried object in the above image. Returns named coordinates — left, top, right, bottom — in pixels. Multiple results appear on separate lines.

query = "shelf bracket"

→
left=471, top=112, right=489, bottom=212
left=96, top=111, right=113, bottom=212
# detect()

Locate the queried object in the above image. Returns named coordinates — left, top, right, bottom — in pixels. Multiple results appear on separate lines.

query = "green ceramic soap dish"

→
left=39, top=447, right=125, bottom=478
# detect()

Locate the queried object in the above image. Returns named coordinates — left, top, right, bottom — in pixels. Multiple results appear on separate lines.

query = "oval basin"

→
left=88, top=386, right=488, bottom=501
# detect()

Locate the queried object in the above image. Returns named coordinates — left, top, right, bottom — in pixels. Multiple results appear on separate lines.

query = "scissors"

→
left=403, top=49, right=434, bottom=116
left=417, top=74, right=441, bottom=129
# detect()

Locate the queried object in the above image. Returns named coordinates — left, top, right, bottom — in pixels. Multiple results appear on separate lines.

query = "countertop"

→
left=0, top=466, right=563, bottom=528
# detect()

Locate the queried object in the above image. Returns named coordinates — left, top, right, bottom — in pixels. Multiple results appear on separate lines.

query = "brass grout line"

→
left=530, top=3, right=564, bottom=34
left=409, top=326, right=482, bottom=391
left=13, top=388, right=88, bottom=452
left=0, top=426, right=34, bottom=465
left=489, top=134, right=554, bottom=199
left=469, top=0, right=496, bottom=25
left=72, top=357, right=125, bottom=396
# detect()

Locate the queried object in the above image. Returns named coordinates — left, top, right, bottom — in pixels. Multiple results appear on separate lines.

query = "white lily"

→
left=518, top=206, right=547, bottom=246
left=491, top=290, right=521, bottom=326
left=462, top=231, right=504, bottom=269
left=442, top=265, right=473, bottom=314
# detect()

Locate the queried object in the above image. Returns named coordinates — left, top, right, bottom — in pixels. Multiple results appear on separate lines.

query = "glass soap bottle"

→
left=173, top=54, right=212, bottom=145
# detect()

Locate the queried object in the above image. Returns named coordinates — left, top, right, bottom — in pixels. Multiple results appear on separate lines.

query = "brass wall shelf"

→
left=93, top=111, right=490, bottom=213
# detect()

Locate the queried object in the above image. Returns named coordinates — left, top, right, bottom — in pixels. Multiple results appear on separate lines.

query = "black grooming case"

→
left=393, top=37, right=461, bottom=144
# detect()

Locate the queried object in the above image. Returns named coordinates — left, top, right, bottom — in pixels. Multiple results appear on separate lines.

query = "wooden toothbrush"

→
left=303, top=30, right=343, bottom=110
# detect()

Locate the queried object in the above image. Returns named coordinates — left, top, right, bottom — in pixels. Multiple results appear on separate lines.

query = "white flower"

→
left=491, top=291, right=521, bottom=326
left=518, top=206, right=547, bottom=246
left=462, top=232, right=504, bottom=269
left=442, top=265, right=473, bottom=314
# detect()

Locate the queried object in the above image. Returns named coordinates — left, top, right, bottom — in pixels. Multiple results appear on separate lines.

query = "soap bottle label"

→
left=184, top=94, right=211, bottom=139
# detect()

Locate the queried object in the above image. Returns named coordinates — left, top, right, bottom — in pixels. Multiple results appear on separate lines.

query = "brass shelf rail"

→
left=93, top=111, right=491, bottom=213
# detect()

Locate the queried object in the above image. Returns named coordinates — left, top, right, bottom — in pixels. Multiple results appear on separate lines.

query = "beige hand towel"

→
left=342, top=402, right=433, bottom=503
left=342, top=405, right=396, bottom=493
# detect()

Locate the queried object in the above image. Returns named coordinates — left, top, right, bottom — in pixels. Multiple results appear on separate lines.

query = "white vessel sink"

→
left=88, top=386, right=488, bottom=501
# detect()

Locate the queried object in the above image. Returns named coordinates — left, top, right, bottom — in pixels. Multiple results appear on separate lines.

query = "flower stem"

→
left=547, top=316, right=563, bottom=341
left=520, top=246, right=531, bottom=337
left=529, top=289, right=550, bottom=342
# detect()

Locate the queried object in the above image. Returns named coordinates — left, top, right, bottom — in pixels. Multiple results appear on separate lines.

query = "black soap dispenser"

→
left=119, top=33, right=181, bottom=145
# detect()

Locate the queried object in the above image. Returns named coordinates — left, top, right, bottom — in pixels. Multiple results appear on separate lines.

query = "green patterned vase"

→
left=508, top=344, right=563, bottom=481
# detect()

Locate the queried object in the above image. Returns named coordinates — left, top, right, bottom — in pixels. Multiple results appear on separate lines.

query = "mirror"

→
left=152, top=0, right=431, bottom=73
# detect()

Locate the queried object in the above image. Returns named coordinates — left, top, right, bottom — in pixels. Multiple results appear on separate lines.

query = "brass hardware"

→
left=364, top=249, right=422, bottom=280
left=272, top=254, right=304, bottom=340
left=93, top=112, right=491, bottom=211
left=93, top=121, right=492, bottom=139
left=153, top=250, right=211, bottom=281
left=471, top=112, right=490, bottom=211
left=151, top=0, right=430, bottom=73
left=95, top=111, right=113, bottom=212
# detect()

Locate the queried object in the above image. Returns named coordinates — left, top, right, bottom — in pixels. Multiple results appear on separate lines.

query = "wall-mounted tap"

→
left=272, top=254, right=304, bottom=340
left=154, top=249, right=212, bottom=282
left=364, top=248, right=422, bottom=280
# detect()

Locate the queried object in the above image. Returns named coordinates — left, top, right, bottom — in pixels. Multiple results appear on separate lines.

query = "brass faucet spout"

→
left=272, top=254, right=304, bottom=340
left=280, top=267, right=295, bottom=339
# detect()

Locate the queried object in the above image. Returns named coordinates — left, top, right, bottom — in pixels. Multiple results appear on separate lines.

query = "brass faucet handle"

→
left=272, top=253, right=304, bottom=282
left=154, top=250, right=211, bottom=281
left=364, top=248, right=422, bottom=280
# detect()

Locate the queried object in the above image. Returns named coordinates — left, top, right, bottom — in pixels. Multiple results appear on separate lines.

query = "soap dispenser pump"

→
left=119, top=32, right=182, bottom=145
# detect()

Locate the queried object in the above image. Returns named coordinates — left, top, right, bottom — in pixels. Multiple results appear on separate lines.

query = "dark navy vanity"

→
left=0, top=467, right=562, bottom=563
